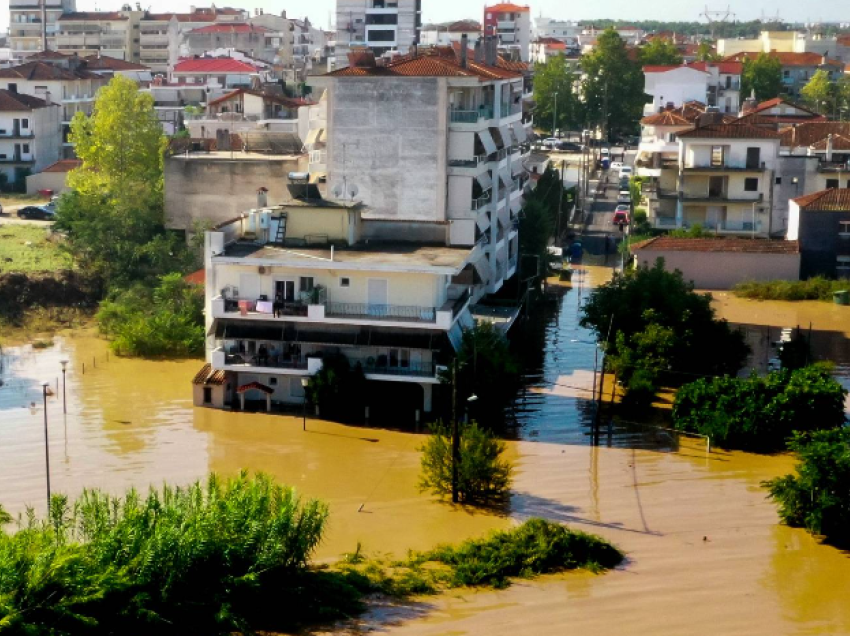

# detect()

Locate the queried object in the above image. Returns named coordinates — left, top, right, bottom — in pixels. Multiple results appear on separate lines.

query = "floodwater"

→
left=1, top=270, right=850, bottom=634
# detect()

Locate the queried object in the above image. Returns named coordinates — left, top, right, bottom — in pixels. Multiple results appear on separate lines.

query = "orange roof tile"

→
left=192, top=363, right=228, bottom=385
left=484, top=3, right=530, bottom=13
left=326, top=47, right=521, bottom=80
left=41, top=159, right=82, bottom=172
left=633, top=237, right=799, bottom=254
left=677, top=122, right=780, bottom=139
left=640, top=111, right=692, bottom=126
left=810, top=134, right=850, bottom=151
left=780, top=121, right=850, bottom=148
left=793, top=188, right=850, bottom=211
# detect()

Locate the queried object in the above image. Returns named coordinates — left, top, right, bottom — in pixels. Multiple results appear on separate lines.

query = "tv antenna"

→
left=701, top=5, right=735, bottom=39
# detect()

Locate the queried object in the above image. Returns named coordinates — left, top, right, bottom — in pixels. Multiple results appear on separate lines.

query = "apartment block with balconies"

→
left=197, top=200, right=475, bottom=415
left=483, top=3, right=530, bottom=62
left=333, top=0, right=422, bottom=70
left=0, top=89, right=61, bottom=186
left=54, top=11, right=143, bottom=62
left=8, top=0, right=76, bottom=61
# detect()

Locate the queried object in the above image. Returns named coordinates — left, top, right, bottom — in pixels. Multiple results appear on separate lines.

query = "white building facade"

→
left=0, top=89, right=61, bottom=186
left=333, top=0, right=422, bottom=70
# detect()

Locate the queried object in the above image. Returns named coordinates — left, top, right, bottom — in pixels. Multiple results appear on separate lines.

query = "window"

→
left=839, top=221, right=850, bottom=237
left=826, top=179, right=839, bottom=189
left=268, top=377, right=278, bottom=386
left=744, top=178, right=758, bottom=192
left=21, top=118, right=29, bottom=129
left=299, top=276, right=314, bottom=293
left=711, top=145, right=724, bottom=167
left=203, top=387, right=212, bottom=404
left=340, top=277, right=350, bottom=288
left=775, top=177, right=782, bottom=185
left=837, top=256, right=850, bottom=273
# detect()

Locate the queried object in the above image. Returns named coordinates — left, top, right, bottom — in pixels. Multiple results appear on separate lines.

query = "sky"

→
left=1, top=0, right=847, bottom=34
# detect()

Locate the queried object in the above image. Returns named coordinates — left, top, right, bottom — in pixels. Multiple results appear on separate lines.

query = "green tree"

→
left=581, top=259, right=749, bottom=380
left=517, top=198, right=554, bottom=280
left=801, top=69, right=836, bottom=114
left=533, top=54, right=578, bottom=135
left=673, top=364, right=847, bottom=452
left=305, top=353, right=368, bottom=422
left=695, top=41, right=720, bottom=62
left=418, top=421, right=512, bottom=505
left=766, top=428, right=850, bottom=546
left=580, top=28, right=646, bottom=138
left=836, top=75, right=850, bottom=118
left=639, top=38, right=683, bottom=66
left=607, top=315, right=675, bottom=408
left=740, top=53, right=783, bottom=101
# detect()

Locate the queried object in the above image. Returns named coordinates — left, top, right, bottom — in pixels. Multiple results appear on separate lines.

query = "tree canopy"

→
left=533, top=54, right=579, bottom=134
left=639, top=38, right=683, bottom=66
left=695, top=41, right=720, bottom=62
left=801, top=70, right=835, bottom=114
left=580, top=28, right=646, bottom=137
left=740, top=53, right=783, bottom=101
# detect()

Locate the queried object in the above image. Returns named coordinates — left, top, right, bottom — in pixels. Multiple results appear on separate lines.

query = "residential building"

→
left=787, top=188, right=850, bottom=279
left=169, top=56, right=271, bottom=88
left=722, top=51, right=844, bottom=99
left=717, top=30, right=850, bottom=63
left=54, top=10, right=143, bottom=62
left=25, top=157, right=79, bottom=193
left=635, top=108, right=697, bottom=184
left=8, top=0, right=76, bottom=61
left=483, top=3, right=530, bottom=62
left=530, top=38, right=578, bottom=64
left=78, top=53, right=152, bottom=83
left=0, top=88, right=61, bottom=187
left=0, top=60, right=107, bottom=158
left=737, top=96, right=824, bottom=128
left=631, top=237, right=800, bottom=289
left=308, top=40, right=530, bottom=296
left=333, top=0, right=422, bottom=70
left=182, top=23, right=283, bottom=64
left=194, top=200, right=476, bottom=418
left=533, top=17, right=580, bottom=44
left=182, top=87, right=310, bottom=139
left=643, top=61, right=743, bottom=116
left=419, top=21, right=481, bottom=47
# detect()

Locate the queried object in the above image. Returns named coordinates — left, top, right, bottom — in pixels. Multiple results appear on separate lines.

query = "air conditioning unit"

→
left=258, top=265, right=267, bottom=274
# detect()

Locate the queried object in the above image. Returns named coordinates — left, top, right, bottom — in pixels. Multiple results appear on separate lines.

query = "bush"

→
left=419, top=421, right=512, bottom=505
left=733, top=277, right=848, bottom=302
left=96, top=272, right=204, bottom=357
left=0, top=472, right=330, bottom=634
left=766, top=428, right=850, bottom=546
left=305, top=353, right=367, bottom=422
left=673, top=364, right=847, bottom=452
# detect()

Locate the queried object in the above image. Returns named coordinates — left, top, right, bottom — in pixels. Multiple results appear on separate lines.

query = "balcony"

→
left=326, top=302, right=436, bottom=323
left=817, top=162, right=849, bottom=173
left=350, top=357, right=437, bottom=379
left=682, top=192, right=764, bottom=204
left=448, top=153, right=489, bottom=169
left=0, top=156, right=35, bottom=164
left=683, top=162, right=765, bottom=173
left=223, top=351, right=309, bottom=370
left=471, top=191, right=491, bottom=210
left=449, top=106, right=494, bottom=124
left=0, top=131, right=34, bottom=140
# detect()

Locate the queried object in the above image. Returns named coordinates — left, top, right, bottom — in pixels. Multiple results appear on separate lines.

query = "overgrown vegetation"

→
left=673, top=364, right=847, bottom=452
left=419, top=421, right=512, bottom=505
left=96, top=273, right=204, bottom=357
left=766, top=428, right=850, bottom=547
left=0, top=226, right=72, bottom=274
left=0, top=474, right=623, bottom=633
left=733, top=277, right=849, bottom=302
left=581, top=259, right=749, bottom=407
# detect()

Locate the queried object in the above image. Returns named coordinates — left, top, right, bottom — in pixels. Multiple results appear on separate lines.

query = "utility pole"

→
left=40, top=0, right=48, bottom=51
left=451, top=359, right=459, bottom=504
left=42, top=383, right=51, bottom=512
left=553, top=91, right=558, bottom=137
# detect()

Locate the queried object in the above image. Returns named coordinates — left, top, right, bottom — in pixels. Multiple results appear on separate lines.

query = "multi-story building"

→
left=419, top=20, right=481, bottom=47
left=308, top=41, right=530, bottom=295
left=333, top=0, right=422, bottom=70
left=788, top=188, right=850, bottom=279
left=0, top=89, right=61, bottom=187
left=182, top=23, right=283, bottom=64
left=722, top=51, right=844, bottom=99
left=0, top=60, right=107, bottom=158
left=533, top=17, right=580, bottom=43
left=483, top=3, right=530, bottom=62
left=643, top=61, right=742, bottom=116
left=194, top=200, right=476, bottom=419
left=7, top=0, right=76, bottom=61
left=54, top=10, right=143, bottom=62
left=717, top=30, right=850, bottom=64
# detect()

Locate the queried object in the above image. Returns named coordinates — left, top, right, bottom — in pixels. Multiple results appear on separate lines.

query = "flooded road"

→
left=2, top=270, right=850, bottom=634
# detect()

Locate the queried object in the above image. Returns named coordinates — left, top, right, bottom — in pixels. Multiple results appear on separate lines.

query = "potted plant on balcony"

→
left=309, top=284, right=326, bottom=305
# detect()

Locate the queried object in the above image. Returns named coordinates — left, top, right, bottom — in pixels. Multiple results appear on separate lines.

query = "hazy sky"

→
left=1, top=0, right=846, bottom=35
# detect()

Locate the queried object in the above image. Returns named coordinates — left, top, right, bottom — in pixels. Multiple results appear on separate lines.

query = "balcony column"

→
left=676, top=195, right=684, bottom=228
left=422, top=383, right=433, bottom=413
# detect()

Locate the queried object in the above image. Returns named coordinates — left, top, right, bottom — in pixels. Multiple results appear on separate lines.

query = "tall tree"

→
left=56, top=75, right=188, bottom=286
left=580, top=28, right=646, bottom=138
left=801, top=69, right=836, bottom=114
left=740, top=53, right=783, bottom=101
left=695, top=41, right=720, bottom=62
left=837, top=75, right=850, bottom=119
left=533, top=54, right=578, bottom=135
left=639, top=38, right=683, bottom=66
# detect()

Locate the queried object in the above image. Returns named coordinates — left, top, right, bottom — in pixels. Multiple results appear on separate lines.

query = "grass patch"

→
left=732, top=277, right=849, bottom=302
left=0, top=193, right=48, bottom=205
left=0, top=224, right=72, bottom=274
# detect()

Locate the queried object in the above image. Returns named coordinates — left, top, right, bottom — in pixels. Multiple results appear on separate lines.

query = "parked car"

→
left=556, top=141, right=582, bottom=152
left=541, top=137, right=560, bottom=149
left=610, top=161, right=624, bottom=172
left=600, top=147, right=610, bottom=157
left=613, top=205, right=631, bottom=226
left=617, top=190, right=631, bottom=204
left=17, top=205, right=56, bottom=220
left=619, top=166, right=633, bottom=179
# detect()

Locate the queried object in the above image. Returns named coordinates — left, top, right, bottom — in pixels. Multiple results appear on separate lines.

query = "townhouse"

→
left=643, top=61, right=743, bottom=116
left=169, top=56, right=271, bottom=88
left=182, top=23, right=283, bottom=64
left=0, top=89, right=61, bottom=188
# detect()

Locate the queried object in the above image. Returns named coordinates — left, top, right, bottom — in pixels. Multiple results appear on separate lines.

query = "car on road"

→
left=610, top=161, right=624, bottom=172
left=17, top=205, right=56, bottom=220
left=541, top=137, right=560, bottom=149
left=556, top=141, right=582, bottom=152
left=617, top=190, right=631, bottom=204
left=613, top=205, right=630, bottom=225
left=619, top=166, right=633, bottom=179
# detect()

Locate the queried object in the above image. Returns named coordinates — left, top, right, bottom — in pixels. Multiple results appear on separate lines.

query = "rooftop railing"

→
left=325, top=302, right=437, bottom=323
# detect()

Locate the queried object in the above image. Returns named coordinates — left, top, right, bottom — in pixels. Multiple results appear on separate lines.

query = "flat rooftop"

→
left=169, top=151, right=303, bottom=161
left=217, top=240, right=472, bottom=272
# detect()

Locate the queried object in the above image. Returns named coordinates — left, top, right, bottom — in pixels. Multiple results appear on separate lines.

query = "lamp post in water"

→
left=300, top=377, right=310, bottom=431
left=42, top=382, right=51, bottom=511
left=60, top=359, right=68, bottom=414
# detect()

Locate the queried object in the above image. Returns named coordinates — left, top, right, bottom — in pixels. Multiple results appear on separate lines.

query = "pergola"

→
left=236, top=381, right=274, bottom=412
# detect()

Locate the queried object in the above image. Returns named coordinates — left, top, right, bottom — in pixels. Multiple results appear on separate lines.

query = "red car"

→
left=613, top=206, right=630, bottom=226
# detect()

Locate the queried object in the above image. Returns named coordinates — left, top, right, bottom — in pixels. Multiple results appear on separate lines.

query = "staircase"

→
left=273, top=212, right=288, bottom=244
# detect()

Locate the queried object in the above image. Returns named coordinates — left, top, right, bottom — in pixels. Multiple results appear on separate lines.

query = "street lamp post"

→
left=42, top=382, right=51, bottom=511
left=300, top=377, right=310, bottom=431
left=553, top=91, right=558, bottom=137
left=60, top=359, right=68, bottom=414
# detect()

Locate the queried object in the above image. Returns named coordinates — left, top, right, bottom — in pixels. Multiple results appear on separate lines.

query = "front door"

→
left=275, top=279, right=295, bottom=302
left=367, top=278, right=388, bottom=313
left=746, top=147, right=761, bottom=169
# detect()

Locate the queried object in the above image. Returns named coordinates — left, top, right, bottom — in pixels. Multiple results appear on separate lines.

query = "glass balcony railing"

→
left=449, top=105, right=494, bottom=123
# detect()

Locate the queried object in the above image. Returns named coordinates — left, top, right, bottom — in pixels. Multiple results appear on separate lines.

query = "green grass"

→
left=0, top=224, right=72, bottom=274
left=732, top=277, right=849, bottom=302
left=0, top=193, right=48, bottom=205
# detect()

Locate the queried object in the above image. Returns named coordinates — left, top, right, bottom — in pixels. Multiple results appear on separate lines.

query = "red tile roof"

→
left=237, top=381, right=274, bottom=394
left=188, top=22, right=270, bottom=34
left=632, top=237, right=800, bottom=254
left=25, top=50, right=70, bottom=60
left=723, top=51, right=843, bottom=67
left=810, top=134, right=850, bottom=152
left=172, top=57, right=261, bottom=74
left=446, top=20, right=481, bottom=32
left=793, top=188, right=850, bottom=211
left=640, top=110, right=692, bottom=126
left=81, top=54, right=150, bottom=71
left=207, top=88, right=308, bottom=109
left=59, top=11, right=129, bottom=20
left=676, top=122, right=780, bottom=139
left=0, top=61, right=101, bottom=81
left=192, top=363, right=228, bottom=385
left=326, top=47, right=521, bottom=80
left=779, top=121, right=850, bottom=148
left=184, top=268, right=205, bottom=285
left=41, top=159, right=82, bottom=173
left=750, top=97, right=821, bottom=116
left=484, top=3, right=530, bottom=13
left=0, top=89, right=53, bottom=111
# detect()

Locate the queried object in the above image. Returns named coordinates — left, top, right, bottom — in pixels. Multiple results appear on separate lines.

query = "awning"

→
left=318, top=128, right=327, bottom=143
left=511, top=161, right=525, bottom=177
left=510, top=197, right=523, bottom=214
left=476, top=211, right=491, bottom=233
left=304, top=128, right=321, bottom=145
left=477, top=129, right=497, bottom=156
left=499, top=124, right=512, bottom=148
left=475, top=170, right=493, bottom=191
left=499, top=169, right=512, bottom=189
left=511, top=121, right=527, bottom=143
left=237, top=381, right=274, bottom=394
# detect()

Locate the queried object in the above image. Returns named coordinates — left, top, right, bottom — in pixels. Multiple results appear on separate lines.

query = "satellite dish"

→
left=331, top=183, right=345, bottom=198
left=348, top=184, right=359, bottom=199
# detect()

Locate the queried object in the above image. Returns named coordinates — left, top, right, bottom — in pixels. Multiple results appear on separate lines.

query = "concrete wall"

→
left=325, top=76, right=447, bottom=223
left=192, top=382, right=227, bottom=408
left=644, top=68, right=707, bottom=112
left=164, top=153, right=307, bottom=233
left=635, top=249, right=800, bottom=289
left=774, top=156, right=818, bottom=236
left=794, top=208, right=850, bottom=279
left=26, top=170, right=70, bottom=195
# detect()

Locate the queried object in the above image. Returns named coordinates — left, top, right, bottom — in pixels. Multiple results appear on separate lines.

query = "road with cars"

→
left=0, top=200, right=54, bottom=226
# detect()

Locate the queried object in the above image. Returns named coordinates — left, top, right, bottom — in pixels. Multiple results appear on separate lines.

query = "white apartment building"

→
left=533, top=17, right=580, bottom=44
left=482, top=3, right=530, bottom=62
left=8, top=0, right=76, bottom=61
left=419, top=20, right=481, bottom=47
left=54, top=10, right=143, bottom=61
left=0, top=89, right=61, bottom=186
left=308, top=40, right=531, bottom=296
left=643, top=61, right=742, bottom=116
left=333, top=0, right=422, bottom=70
left=195, top=201, right=476, bottom=418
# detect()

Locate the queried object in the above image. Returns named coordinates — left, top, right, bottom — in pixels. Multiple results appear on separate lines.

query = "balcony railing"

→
left=449, top=105, right=494, bottom=123
left=471, top=191, right=491, bottom=210
left=817, top=162, right=849, bottom=173
left=224, top=352, right=308, bottom=370
left=350, top=357, right=437, bottom=378
left=683, top=162, right=765, bottom=171
left=325, top=302, right=437, bottom=322
left=448, top=153, right=488, bottom=168
left=450, top=288, right=471, bottom=317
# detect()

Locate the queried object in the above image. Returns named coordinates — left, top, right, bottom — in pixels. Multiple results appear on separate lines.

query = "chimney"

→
left=485, top=35, right=496, bottom=66
left=821, top=53, right=828, bottom=65
left=460, top=33, right=468, bottom=67
left=474, top=38, right=483, bottom=63
left=826, top=133, right=834, bottom=163
left=257, top=186, right=268, bottom=207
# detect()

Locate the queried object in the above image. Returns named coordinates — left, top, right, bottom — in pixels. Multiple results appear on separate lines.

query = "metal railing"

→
left=449, top=105, right=494, bottom=123
left=683, top=162, right=765, bottom=171
left=349, top=357, right=437, bottom=377
left=224, top=352, right=308, bottom=369
left=450, top=288, right=471, bottom=317
left=325, top=302, right=437, bottom=322
left=472, top=191, right=491, bottom=210
left=448, top=153, right=488, bottom=168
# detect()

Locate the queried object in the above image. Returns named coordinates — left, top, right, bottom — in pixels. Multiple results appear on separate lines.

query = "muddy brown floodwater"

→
left=1, top=270, right=849, bottom=634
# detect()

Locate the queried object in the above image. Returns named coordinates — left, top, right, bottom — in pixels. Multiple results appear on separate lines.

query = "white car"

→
left=610, top=161, right=624, bottom=172
left=541, top=137, right=559, bottom=149
left=617, top=190, right=631, bottom=204
left=619, top=166, right=633, bottom=179
left=600, top=147, right=610, bottom=157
